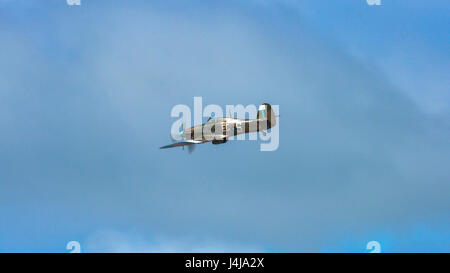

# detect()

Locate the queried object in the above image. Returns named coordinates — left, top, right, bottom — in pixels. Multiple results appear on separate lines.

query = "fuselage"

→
left=181, top=116, right=274, bottom=142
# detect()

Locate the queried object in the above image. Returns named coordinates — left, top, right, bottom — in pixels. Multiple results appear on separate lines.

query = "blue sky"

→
left=0, top=0, right=449, bottom=252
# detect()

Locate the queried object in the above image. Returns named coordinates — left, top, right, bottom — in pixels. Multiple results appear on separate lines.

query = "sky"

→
left=0, top=0, right=449, bottom=252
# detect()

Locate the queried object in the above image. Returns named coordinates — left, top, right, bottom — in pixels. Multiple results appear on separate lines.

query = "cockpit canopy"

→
left=206, top=117, right=222, bottom=124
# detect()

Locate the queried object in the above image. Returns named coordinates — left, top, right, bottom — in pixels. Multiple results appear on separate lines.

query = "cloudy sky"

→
left=0, top=0, right=449, bottom=252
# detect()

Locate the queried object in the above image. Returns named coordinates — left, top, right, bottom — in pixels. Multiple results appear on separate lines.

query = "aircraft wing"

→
left=160, top=140, right=205, bottom=149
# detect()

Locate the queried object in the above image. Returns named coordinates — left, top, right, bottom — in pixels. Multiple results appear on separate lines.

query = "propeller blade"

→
left=188, top=144, right=196, bottom=154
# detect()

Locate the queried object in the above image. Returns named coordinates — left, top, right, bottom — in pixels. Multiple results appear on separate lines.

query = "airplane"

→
left=160, top=103, right=277, bottom=151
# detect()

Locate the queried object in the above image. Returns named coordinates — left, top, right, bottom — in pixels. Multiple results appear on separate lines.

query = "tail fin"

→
left=257, top=103, right=276, bottom=130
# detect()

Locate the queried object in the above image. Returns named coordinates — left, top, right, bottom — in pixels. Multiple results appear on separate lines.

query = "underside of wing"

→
left=160, top=140, right=205, bottom=149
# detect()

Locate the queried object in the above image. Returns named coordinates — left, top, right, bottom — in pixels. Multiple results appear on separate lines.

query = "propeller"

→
left=169, top=121, right=196, bottom=154
left=180, top=121, right=186, bottom=138
left=188, top=143, right=196, bottom=154
left=170, top=121, right=185, bottom=142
